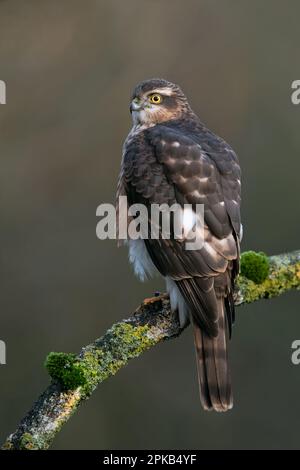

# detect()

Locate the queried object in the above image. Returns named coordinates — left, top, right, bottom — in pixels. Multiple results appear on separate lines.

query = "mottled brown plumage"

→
left=117, top=79, right=242, bottom=411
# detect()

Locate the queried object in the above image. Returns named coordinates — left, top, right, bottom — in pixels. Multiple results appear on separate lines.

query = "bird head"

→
left=130, top=78, right=192, bottom=127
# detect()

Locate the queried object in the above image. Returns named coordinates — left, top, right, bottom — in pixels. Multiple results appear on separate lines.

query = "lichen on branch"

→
left=236, top=250, right=300, bottom=304
left=2, top=250, right=300, bottom=450
left=45, top=321, right=165, bottom=395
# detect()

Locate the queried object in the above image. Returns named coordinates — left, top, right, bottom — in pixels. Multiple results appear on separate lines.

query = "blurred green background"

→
left=0, top=0, right=299, bottom=450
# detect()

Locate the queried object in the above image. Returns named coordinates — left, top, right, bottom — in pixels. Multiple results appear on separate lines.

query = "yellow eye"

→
left=149, top=93, right=162, bottom=104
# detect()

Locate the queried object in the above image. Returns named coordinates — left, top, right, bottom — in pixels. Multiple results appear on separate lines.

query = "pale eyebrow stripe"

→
left=148, top=87, right=173, bottom=96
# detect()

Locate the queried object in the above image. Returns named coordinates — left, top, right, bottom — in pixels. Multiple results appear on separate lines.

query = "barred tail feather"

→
left=193, top=300, right=233, bottom=412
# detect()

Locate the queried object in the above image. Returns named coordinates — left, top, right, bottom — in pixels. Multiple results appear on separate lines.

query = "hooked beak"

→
left=130, top=98, right=143, bottom=113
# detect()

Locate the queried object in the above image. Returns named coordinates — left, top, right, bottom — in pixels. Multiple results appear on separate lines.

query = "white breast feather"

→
left=127, top=239, right=158, bottom=281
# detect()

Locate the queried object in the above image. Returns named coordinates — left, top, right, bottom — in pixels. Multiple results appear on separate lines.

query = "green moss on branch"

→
left=240, top=251, right=270, bottom=284
left=236, top=250, right=300, bottom=304
left=45, top=322, right=162, bottom=396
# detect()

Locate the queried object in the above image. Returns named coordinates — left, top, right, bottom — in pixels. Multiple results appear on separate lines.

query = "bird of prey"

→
left=117, top=79, right=242, bottom=411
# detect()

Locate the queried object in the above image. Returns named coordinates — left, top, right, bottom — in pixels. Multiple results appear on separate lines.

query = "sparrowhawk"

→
left=117, top=79, right=242, bottom=411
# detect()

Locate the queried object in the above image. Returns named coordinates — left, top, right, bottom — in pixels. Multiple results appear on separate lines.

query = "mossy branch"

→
left=2, top=250, right=300, bottom=450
